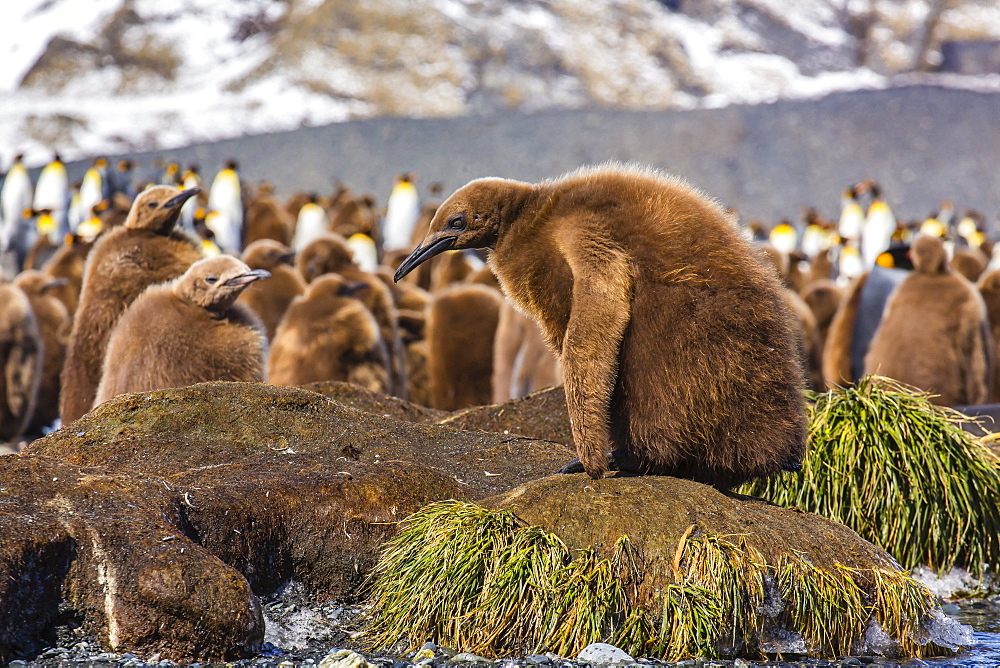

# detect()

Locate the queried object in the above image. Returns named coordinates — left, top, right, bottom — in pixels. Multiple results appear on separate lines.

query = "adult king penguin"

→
left=394, top=164, right=807, bottom=488
left=1, top=155, right=33, bottom=266
left=382, top=173, right=421, bottom=253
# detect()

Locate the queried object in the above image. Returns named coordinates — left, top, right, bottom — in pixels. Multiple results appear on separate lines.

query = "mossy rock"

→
left=27, top=381, right=574, bottom=498
left=299, top=380, right=448, bottom=424
left=4, top=381, right=576, bottom=660
left=439, top=386, right=572, bottom=446
left=368, top=475, right=965, bottom=661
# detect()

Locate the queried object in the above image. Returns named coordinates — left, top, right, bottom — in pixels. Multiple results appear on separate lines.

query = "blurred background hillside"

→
left=2, top=0, right=1000, bottom=166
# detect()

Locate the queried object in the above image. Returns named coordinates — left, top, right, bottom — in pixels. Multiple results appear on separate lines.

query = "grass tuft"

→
left=741, top=376, right=1000, bottom=579
left=364, top=501, right=952, bottom=660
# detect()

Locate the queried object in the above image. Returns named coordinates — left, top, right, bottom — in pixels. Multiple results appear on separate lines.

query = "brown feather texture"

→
left=60, top=186, right=204, bottom=423
left=268, top=273, right=390, bottom=391
left=93, top=255, right=269, bottom=406
left=865, top=234, right=994, bottom=406
left=394, top=164, right=807, bottom=487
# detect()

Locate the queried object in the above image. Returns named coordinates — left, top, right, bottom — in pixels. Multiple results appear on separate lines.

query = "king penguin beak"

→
left=225, top=269, right=271, bottom=286
left=393, top=236, right=458, bottom=282
left=165, top=186, right=202, bottom=209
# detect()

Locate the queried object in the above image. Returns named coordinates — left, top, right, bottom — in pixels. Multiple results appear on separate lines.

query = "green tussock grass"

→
left=365, top=501, right=950, bottom=660
left=741, top=376, right=1000, bottom=579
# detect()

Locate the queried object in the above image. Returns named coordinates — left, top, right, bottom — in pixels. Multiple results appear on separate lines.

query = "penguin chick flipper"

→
left=559, top=230, right=633, bottom=480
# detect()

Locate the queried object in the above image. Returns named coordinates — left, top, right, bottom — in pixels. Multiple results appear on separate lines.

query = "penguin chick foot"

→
left=556, top=453, right=620, bottom=475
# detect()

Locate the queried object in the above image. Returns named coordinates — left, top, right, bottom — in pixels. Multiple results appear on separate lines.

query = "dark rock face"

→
left=0, top=456, right=262, bottom=663
left=3, top=382, right=575, bottom=660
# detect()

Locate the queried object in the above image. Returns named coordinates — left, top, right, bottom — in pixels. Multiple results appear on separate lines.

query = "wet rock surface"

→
left=0, top=382, right=972, bottom=664
left=3, top=382, right=575, bottom=661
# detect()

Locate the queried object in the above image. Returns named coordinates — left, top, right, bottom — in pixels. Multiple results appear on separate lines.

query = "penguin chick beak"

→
left=393, top=235, right=458, bottom=282
left=338, top=280, right=368, bottom=297
left=225, top=269, right=271, bottom=286
left=41, top=277, right=70, bottom=293
left=164, top=186, right=202, bottom=209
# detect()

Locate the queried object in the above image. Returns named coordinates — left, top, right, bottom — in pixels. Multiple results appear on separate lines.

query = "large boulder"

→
left=0, top=456, right=262, bottom=663
left=368, top=475, right=969, bottom=660
left=3, top=382, right=575, bottom=660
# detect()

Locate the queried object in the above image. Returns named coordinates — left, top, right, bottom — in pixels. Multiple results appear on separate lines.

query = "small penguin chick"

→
left=864, top=234, right=992, bottom=406
left=93, top=256, right=269, bottom=407
left=268, top=273, right=391, bottom=392
left=239, top=239, right=304, bottom=340
left=60, top=185, right=205, bottom=424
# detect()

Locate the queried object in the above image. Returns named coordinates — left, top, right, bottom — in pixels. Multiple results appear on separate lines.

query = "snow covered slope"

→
left=2, top=0, right=999, bottom=166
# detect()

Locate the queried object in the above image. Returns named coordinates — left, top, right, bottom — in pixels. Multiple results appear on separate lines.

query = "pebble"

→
left=319, top=649, right=376, bottom=668
left=576, top=643, right=634, bottom=665
left=449, top=652, right=492, bottom=663
left=525, top=655, right=552, bottom=665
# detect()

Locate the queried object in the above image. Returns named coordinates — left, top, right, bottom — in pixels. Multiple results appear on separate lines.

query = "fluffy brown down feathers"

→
left=60, top=186, right=204, bottom=423
left=395, top=164, right=807, bottom=487
left=865, top=234, right=993, bottom=406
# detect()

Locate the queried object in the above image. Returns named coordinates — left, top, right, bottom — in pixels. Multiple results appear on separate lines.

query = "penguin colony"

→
left=0, top=156, right=997, bottom=486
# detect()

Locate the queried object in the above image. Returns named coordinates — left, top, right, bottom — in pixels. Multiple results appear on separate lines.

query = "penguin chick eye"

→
left=205, top=275, right=219, bottom=285
left=147, top=202, right=158, bottom=209
left=448, top=213, right=466, bottom=230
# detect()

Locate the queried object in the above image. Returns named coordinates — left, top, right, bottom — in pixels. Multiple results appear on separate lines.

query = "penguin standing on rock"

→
left=60, top=186, right=204, bottom=423
left=394, top=164, right=807, bottom=487
left=94, top=256, right=269, bottom=406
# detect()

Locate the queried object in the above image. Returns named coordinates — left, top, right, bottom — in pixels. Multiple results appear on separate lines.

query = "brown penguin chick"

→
left=864, top=235, right=993, bottom=406
left=13, top=271, right=70, bottom=434
left=330, top=196, right=373, bottom=238
left=244, top=186, right=294, bottom=247
left=783, top=289, right=824, bottom=391
left=297, top=234, right=407, bottom=397
left=94, top=256, right=269, bottom=406
left=821, top=274, right=867, bottom=389
left=40, top=235, right=93, bottom=317
left=0, top=282, right=43, bottom=442
left=394, top=165, right=807, bottom=486
left=268, top=273, right=390, bottom=392
left=60, top=185, right=204, bottom=423
left=98, top=192, right=134, bottom=230
left=978, top=269, right=1000, bottom=402
left=809, top=248, right=835, bottom=282
left=800, top=279, right=843, bottom=355
left=951, top=247, right=987, bottom=283
left=238, top=239, right=305, bottom=340
left=426, top=283, right=502, bottom=410
left=492, top=299, right=562, bottom=402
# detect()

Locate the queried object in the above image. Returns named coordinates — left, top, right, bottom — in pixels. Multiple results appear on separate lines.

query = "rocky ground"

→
left=0, top=382, right=977, bottom=665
